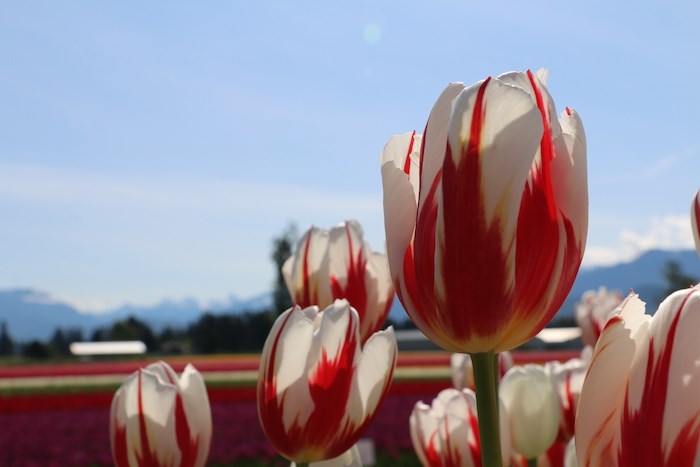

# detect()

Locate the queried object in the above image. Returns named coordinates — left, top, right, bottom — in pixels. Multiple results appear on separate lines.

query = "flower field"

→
left=0, top=351, right=577, bottom=466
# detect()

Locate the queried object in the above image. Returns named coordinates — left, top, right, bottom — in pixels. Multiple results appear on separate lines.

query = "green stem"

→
left=472, top=351, right=502, bottom=467
left=527, top=459, right=538, bottom=467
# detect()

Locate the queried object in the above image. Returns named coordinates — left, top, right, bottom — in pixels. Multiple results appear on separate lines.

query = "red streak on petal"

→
left=618, top=289, right=699, bottom=466
left=112, top=420, right=129, bottom=467
left=565, top=106, right=572, bottom=116
left=509, top=72, right=562, bottom=337
left=136, top=370, right=162, bottom=467
left=545, top=441, right=567, bottom=467
left=414, top=170, right=441, bottom=326
left=330, top=225, right=370, bottom=342
left=403, top=130, right=417, bottom=175
left=175, top=394, right=199, bottom=467
left=296, top=233, right=319, bottom=308
left=258, top=308, right=381, bottom=462
left=439, top=77, right=513, bottom=343
left=257, top=311, right=300, bottom=459
left=426, top=430, right=441, bottom=466
left=468, top=403, right=482, bottom=467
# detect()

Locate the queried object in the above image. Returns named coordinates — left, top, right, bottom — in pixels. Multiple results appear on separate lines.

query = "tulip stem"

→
left=472, top=351, right=502, bottom=467
left=527, top=459, right=538, bottom=467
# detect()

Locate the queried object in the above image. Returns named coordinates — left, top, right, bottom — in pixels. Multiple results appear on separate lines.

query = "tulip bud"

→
left=500, top=364, right=560, bottom=460
left=109, top=361, right=212, bottom=467
left=410, top=388, right=511, bottom=467
left=381, top=69, right=587, bottom=353
left=282, top=220, right=394, bottom=344
left=257, top=300, right=397, bottom=463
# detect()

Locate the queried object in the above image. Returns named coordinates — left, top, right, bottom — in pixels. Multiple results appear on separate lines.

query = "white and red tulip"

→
left=257, top=300, right=397, bottom=463
left=282, top=220, right=394, bottom=344
left=692, top=189, right=700, bottom=257
left=544, top=348, right=592, bottom=442
left=574, top=287, right=623, bottom=347
left=576, top=286, right=700, bottom=465
left=500, top=364, right=560, bottom=461
left=450, top=351, right=513, bottom=391
left=410, top=388, right=511, bottom=467
left=381, top=69, right=587, bottom=353
left=109, top=361, right=212, bottom=467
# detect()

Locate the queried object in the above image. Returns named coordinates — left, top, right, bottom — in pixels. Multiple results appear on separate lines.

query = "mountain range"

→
left=1, top=249, right=699, bottom=341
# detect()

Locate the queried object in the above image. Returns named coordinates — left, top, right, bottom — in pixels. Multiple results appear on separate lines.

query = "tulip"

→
left=109, top=361, right=212, bottom=467
left=451, top=351, right=514, bottom=391
left=544, top=348, right=592, bottom=442
left=692, top=189, right=700, bottom=257
left=574, top=287, right=623, bottom=347
left=257, top=300, right=397, bottom=463
left=282, top=220, right=394, bottom=343
left=410, top=388, right=511, bottom=467
left=380, top=69, right=587, bottom=354
left=500, top=365, right=560, bottom=461
left=575, top=286, right=700, bottom=466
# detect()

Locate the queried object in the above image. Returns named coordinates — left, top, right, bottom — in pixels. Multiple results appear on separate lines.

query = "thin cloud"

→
left=597, top=146, right=698, bottom=183
left=0, top=162, right=382, bottom=215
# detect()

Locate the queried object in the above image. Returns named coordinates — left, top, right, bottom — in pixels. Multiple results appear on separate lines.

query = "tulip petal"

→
left=362, top=251, right=394, bottom=340
left=179, top=364, right=212, bottom=467
left=285, top=228, right=332, bottom=308
left=122, top=369, right=180, bottom=467
left=380, top=131, right=422, bottom=200
left=555, top=107, right=588, bottom=246
left=348, top=326, right=397, bottom=427
left=433, top=76, right=543, bottom=351
left=419, top=83, right=465, bottom=216
left=575, top=293, right=650, bottom=465
left=259, top=306, right=316, bottom=432
left=410, top=401, right=442, bottom=465
left=380, top=146, right=418, bottom=278
left=619, top=286, right=700, bottom=466
left=327, top=222, right=370, bottom=338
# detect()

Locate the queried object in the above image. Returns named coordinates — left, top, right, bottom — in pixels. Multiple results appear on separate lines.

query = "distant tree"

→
left=271, top=223, right=297, bottom=314
left=661, top=260, right=699, bottom=299
left=50, top=327, right=84, bottom=356
left=23, top=340, right=51, bottom=359
left=91, top=328, right=106, bottom=342
left=108, top=317, right=158, bottom=351
left=0, top=321, right=15, bottom=356
left=50, top=328, right=69, bottom=356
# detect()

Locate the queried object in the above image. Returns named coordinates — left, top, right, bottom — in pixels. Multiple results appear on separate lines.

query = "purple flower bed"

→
left=0, top=391, right=436, bottom=465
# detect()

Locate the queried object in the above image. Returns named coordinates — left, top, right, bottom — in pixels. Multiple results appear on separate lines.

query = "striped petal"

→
left=283, top=227, right=332, bottom=308
left=178, top=365, right=212, bottom=467
left=432, top=76, right=543, bottom=352
left=347, top=326, right=397, bottom=427
left=575, top=293, right=651, bottom=466
left=258, top=301, right=396, bottom=463
left=362, top=250, right=394, bottom=341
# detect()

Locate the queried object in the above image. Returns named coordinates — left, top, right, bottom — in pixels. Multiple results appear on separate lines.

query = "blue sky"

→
left=1, top=1, right=699, bottom=312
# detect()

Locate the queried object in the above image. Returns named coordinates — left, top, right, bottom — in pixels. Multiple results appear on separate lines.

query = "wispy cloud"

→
left=597, top=146, right=699, bottom=183
left=0, top=162, right=382, bottom=216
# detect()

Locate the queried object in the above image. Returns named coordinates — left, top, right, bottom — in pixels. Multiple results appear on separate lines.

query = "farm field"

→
left=0, top=350, right=579, bottom=466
